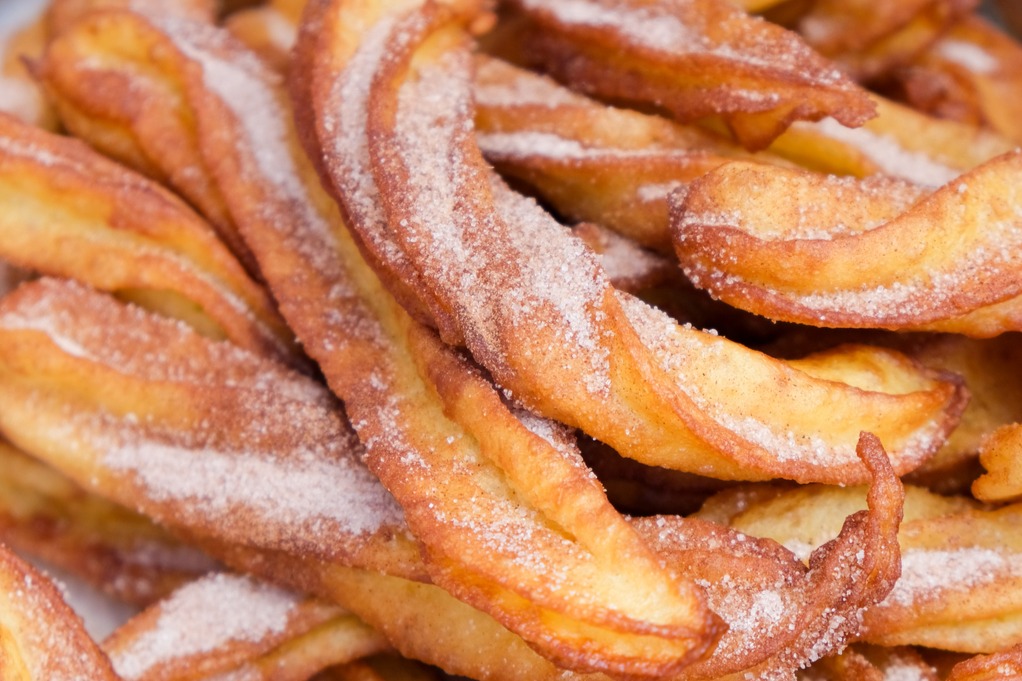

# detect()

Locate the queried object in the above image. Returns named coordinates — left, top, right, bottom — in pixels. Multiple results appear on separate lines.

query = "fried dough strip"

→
left=26, top=11, right=724, bottom=674
left=631, top=433, right=904, bottom=680
left=946, top=644, right=1022, bottom=681
left=787, top=0, right=978, bottom=82
left=0, top=279, right=578, bottom=681
left=760, top=328, right=1022, bottom=494
left=499, top=0, right=876, bottom=150
left=887, top=16, right=1022, bottom=145
left=0, top=113, right=298, bottom=368
left=210, top=547, right=605, bottom=681
left=213, top=432, right=903, bottom=681
left=673, top=152, right=1022, bottom=336
left=302, top=0, right=964, bottom=484
left=897, top=334, right=1022, bottom=493
left=104, top=573, right=388, bottom=681
left=38, top=3, right=251, bottom=273
left=699, top=482, right=1022, bottom=653
left=473, top=54, right=768, bottom=251
left=796, top=646, right=939, bottom=681
left=224, top=0, right=304, bottom=72
left=0, top=278, right=421, bottom=582
left=768, top=96, right=1013, bottom=183
left=0, top=542, right=120, bottom=680
left=973, top=424, right=1022, bottom=502
left=0, top=439, right=216, bottom=605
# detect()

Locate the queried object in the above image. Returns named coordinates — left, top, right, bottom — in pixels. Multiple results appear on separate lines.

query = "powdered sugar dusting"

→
left=518, top=0, right=849, bottom=87
left=0, top=308, right=93, bottom=359
left=936, top=38, right=999, bottom=75
left=323, top=14, right=417, bottom=281
left=637, top=181, right=685, bottom=203
left=809, top=118, right=960, bottom=187
left=389, top=45, right=612, bottom=396
left=882, top=659, right=936, bottom=681
left=102, top=434, right=397, bottom=537
left=1, top=280, right=406, bottom=546
left=881, top=547, right=1019, bottom=607
left=525, top=0, right=697, bottom=53
left=0, top=130, right=81, bottom=169
left=477, top=130, right=671, bottom=162
left=152, top=16, right=339, bottom=276
left=679, top=160, right=1022, bottom=327
left=110, top=574, right=298, bottom=680
left=617, top=291, right=863, bottom=468
left=1, top=549, right=119, bottom=681
left=474, top=57, right=586, bottom=108
left=577, top=223, right=669, bottom=288
left=786, top=216, right=1022, bottom=321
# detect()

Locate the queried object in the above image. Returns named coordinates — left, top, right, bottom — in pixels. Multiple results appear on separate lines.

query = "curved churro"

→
left=887, top=15, right=1022, bottom=145
left=104, top=572, right=388, bottom=681
left=787, top=0, right=977, bottom=82
left=33, top=11, right=727, bottom=674
left=0, top=439, right=216, bottom=605
left=633, top=433, right=903, bottom=680
left=473, top=54, right=767, bottom=251
left=0, top=113, right=299, bottom=368
left=499, top=0, right=876, bottom=150
left=946, top=643, right=1022, bottom=681
left=673, top=152, right=1022, bottom=336
left=299, top=0, right=963, bottom=485
left=0, top=543, right=120, bottom=680
left=700, top=481, right=1022, bottom=653
left=769, top=96, right=1012, bottom=184
left=0, top=278, right=420, bottom=581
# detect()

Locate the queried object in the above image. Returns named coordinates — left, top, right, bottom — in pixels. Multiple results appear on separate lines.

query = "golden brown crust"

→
left=0, top=112, right=300, bottom=368
left=0, top=278, right=419, bottom=580
left=883, top=16, right=1022, bottom=145
left=473, top=55, right=770, bottom=251
left=0, top=439, right=215, bottom=606
left=500, top=0, right=876, bottom=150
left=104, top=572, right=389, bottom=681
left=629, top=433, right=904, bottom=680
left=768, top=95, right=1013, bottom=182
left=787, top=0, right=978, bottom=82
left=36, top=8, right=728, bottom=675
left=673, top=152, right=1022, bottom=336
left=298, top=0, right=965, bottom=486
left=946, top=643, right=1022, bottom=681
left=701, top=480, right=1022, bottom=654
left=37, top=6, right=258, bottom=275
left=0, top=542, right=120, bottom=680
left=973, top=423, right=1022, bottom=502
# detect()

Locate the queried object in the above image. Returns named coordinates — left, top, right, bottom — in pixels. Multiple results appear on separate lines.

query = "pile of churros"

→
left=1, top=0, right=1022, bottom=678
